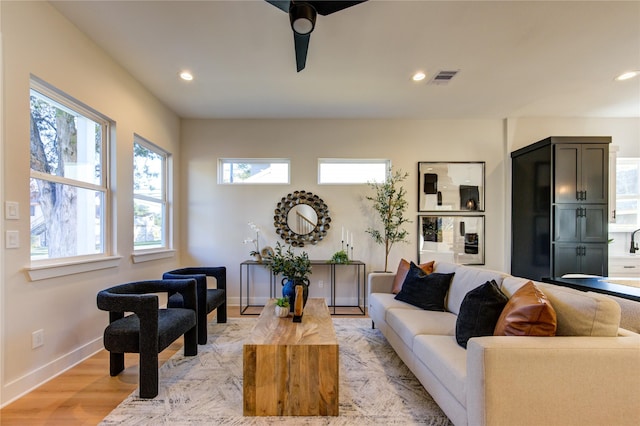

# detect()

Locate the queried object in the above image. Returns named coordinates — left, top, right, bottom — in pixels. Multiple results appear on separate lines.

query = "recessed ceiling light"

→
left=412, top=71, right=426, bottom=82
left=615, top=70, right=639, bottom=81
left=179, top=71, right=194, bottom=81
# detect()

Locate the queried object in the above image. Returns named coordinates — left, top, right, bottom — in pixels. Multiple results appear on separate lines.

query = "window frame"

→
left=133, top=135, right=171, bottom=253
left=317, top=158, right=391, bottom=184
left=28, top=77, right=112, bottom=266
left=218, top=158, right=290, bottom=184
left=614, top=157, right=640, bottom=229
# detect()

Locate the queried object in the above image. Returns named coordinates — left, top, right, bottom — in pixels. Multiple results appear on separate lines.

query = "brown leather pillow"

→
left=494, top=281, right=557, bottom=336
left=391, top=259, right=435, bottom=294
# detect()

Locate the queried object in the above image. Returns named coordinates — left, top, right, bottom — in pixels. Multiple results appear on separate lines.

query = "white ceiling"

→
left=50, top=0, right=640, bottom=119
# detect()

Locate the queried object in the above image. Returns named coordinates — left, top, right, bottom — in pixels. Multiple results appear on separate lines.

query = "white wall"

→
left=506, top=117, right=640, bottom=156
left=0, top=1, right=181, bottom=405
left=180, top=119, right=508, bottom=305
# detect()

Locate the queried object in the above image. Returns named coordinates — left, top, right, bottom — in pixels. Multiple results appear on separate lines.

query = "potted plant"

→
left=274, top=297, right=290, bottom=317
left=366, top=167, right=411, bottom=272
left=266, top=242, right=312, bottom=307
left=329, top=249, right=350, bottom=264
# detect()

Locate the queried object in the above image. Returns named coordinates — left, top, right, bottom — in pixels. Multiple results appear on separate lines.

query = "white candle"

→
left=342, top=226, right=344, bottom=241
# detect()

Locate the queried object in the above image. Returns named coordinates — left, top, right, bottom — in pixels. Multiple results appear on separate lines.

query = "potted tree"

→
left=266, top=242, right=312, bottom=308
left=366, top=167, right=411, bottom=272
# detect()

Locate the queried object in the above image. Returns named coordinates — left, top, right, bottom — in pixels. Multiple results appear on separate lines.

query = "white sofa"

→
left=368, top=261, right=640, bottom=426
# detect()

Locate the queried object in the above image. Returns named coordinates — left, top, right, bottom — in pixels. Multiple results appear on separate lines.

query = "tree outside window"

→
left=133, top=138, right=168, bottom=250
left=29, top=82, right=108, bottom=261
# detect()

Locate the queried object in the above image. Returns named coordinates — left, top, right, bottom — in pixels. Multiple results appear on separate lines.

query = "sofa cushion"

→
left=394, top=264, right=454, bottom=311
left=434, top=262, right=508, bottom=315
left=455, top=280, right=509, bottom=348
left=387, top=308, right=458, bottom=349
left=368, top=292, right=421, bottom=327
left=494, top=281, right=557, bottom=336
left=391, top=259, right=435, bottom=294
left=501, top=277, right=621, bottom=337
left=413, top=334, right=468, bottom=407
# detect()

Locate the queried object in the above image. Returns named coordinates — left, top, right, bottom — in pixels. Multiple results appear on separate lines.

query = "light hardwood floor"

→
left=0, top=307, right=240, bottom=425
left=0, top=306, right=367, bottom=425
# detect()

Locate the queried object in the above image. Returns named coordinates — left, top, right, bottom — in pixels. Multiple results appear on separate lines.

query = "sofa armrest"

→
left=367, top=272, right=395, bottom=295
left=466, top=335, right=640, bottom=426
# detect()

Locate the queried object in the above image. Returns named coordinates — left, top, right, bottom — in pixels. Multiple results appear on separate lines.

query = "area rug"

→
left=100, top=318, right=453, bottom=425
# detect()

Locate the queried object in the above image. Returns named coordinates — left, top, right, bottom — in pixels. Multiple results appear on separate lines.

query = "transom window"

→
left=133, top=137, right=169, bottom=250
left=218, top=158, right=290, bottom=184
left=29, top=79, right=110, bottom=261
left=318, top=159, right=390, bottom=184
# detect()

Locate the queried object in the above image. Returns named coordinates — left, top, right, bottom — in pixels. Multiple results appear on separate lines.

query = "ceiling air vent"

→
left=428, top=70, right=459, bottom=85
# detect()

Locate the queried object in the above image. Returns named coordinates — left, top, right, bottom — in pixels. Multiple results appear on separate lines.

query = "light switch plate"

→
left=5, top=201, right=19, bottom=220
left=6, top=230, right=19, bottom=249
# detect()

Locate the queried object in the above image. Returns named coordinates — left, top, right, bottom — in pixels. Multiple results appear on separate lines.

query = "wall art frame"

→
left=418, top=161, right=485, bottom=212
left=417, top=214, right=485, bottom=265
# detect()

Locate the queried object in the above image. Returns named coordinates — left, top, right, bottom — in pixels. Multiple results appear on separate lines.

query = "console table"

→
left=239, top=260, right=366, bottom=315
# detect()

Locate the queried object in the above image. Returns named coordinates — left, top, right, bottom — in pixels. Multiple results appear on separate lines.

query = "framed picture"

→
left=418, top=215, right=485, bottom=265
left=418, top=162, right=485, bottom=212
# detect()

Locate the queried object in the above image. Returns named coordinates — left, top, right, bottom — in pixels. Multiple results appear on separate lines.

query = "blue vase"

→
left=282, top=278, right=309, bottom=309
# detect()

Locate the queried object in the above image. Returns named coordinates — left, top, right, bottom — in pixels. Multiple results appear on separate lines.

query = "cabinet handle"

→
left=623, top=266, right=636, bottom=269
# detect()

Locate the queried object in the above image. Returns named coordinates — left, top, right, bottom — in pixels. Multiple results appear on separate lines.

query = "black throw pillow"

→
left=394, top=262, right=454, bottom=311
left=455, top=280, right=509, bottom=349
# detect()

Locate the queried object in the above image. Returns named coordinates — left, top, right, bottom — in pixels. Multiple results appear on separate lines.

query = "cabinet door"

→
left=554, top=143, right=608, bottom=204
left=553, top=243, right=581, bottom=276
left=581, top=205, right=608, bottom=243
left=553, top=243, right=607, bottom=277
left=582, top=244, right=607, bottom=276
left=582, top=144, right=608, bottom=203
left=554, top=205, right=580, bottom=242
left=554, top=144, right=580, bottom=203
left=554, top=205, right=607, bottom=243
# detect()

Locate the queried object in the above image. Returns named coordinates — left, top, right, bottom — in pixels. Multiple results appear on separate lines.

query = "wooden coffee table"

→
left=243, top=298, right=339, bottom=416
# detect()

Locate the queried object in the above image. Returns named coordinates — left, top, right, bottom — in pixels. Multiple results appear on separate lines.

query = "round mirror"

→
left=287, top=204, right=318, bottom=235
left=274, top=190, right=330, bottom=247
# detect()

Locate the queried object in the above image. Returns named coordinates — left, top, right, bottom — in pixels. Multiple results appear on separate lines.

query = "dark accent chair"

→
left=162, top=267, right=227, bottom=345
left=96, top=279, right=198, bottom=398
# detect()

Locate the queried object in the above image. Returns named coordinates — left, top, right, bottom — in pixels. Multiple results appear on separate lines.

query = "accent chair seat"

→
left=97, top=279, right=198, bottom=398
left=163, top=266, right=227, bottom=344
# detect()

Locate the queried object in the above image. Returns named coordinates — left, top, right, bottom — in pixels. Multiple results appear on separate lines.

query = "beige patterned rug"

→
left=100, top=317, right=452, bottom=425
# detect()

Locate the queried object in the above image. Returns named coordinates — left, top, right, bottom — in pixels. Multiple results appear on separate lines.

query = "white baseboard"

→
left=1, top=337, right=104, bottom=408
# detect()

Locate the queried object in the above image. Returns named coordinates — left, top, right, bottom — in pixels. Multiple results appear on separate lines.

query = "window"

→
left=616, top=157, right=640, bottom=226
left=134, top=137, right=169, bottom=250
left=29, top=80, right=109, bottom=261
left=218, top=158, right=290, bottom=184
left=318, top=159, right=390, bottom=184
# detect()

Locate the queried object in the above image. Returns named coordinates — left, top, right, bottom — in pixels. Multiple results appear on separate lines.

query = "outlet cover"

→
left=6, top=230, right=19, bottom=249
left=32, top=329, right=44, bottom=349
left=5, top=201, right=19, bottom=220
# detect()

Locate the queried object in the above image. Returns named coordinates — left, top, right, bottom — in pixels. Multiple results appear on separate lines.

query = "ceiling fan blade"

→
left=293, top=31, right=310, bottom=72
left=265, top=0, right=290, bottom=13
left=308, top=0, right=368, bottom=16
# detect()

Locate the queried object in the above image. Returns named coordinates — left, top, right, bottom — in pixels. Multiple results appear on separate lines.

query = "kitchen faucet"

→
left=631, top=228, right=640, bottom=254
